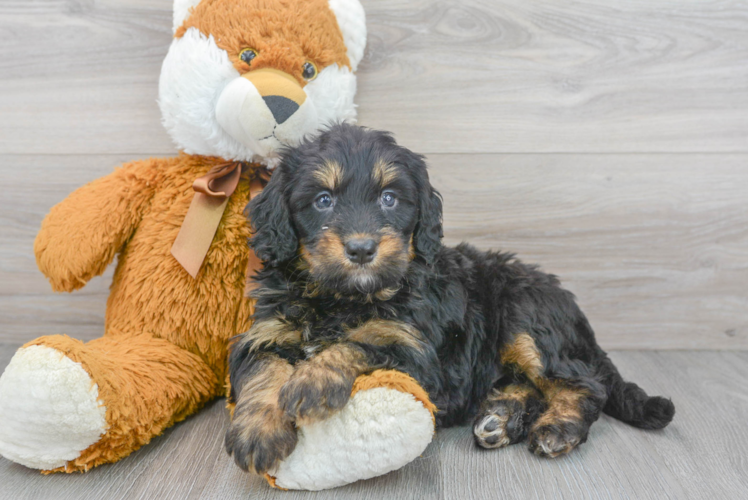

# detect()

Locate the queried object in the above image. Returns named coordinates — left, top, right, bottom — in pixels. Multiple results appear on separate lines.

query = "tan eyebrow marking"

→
left=373, top=159, right=399, bottom=187
left=313, top=160, right=343, bottom=190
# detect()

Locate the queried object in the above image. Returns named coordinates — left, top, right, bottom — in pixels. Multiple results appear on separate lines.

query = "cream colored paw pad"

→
left=0, top=345, right=107, bottom=470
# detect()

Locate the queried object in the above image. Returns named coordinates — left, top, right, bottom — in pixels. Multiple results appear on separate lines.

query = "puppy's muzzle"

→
left=345, top=238, right=378, bottom=265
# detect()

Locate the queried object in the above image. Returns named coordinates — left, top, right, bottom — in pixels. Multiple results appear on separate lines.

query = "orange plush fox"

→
left=0, top=0, right=367, bottom=474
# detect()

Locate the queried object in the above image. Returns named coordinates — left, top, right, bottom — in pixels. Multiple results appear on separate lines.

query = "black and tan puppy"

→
left=226, top=123, right=675, bottom=474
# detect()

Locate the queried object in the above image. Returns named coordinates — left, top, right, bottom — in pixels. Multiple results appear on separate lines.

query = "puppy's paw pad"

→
left=473, top=399, right=527, bottom=449
left=473, top=413, right=511, bottom=449
left=528, top=425, right=582, bottom=458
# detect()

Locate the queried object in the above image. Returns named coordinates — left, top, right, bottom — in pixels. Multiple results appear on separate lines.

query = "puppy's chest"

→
left=284, top=296, right=397, bottom=343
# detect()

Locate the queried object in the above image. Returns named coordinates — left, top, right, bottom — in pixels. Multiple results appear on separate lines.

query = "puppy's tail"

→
left=599, top=357, right=675, bottom=430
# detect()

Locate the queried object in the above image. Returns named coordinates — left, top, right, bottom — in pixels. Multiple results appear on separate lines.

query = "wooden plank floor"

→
left=1, top=347, right=746, bottom=500
left=2, top=0, right=747, bottom=155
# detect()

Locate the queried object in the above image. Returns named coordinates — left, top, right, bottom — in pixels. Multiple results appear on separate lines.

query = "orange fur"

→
left=176, top=0, right=350, bottom=83
left=351, top=370, right=437, bottom=420
left=29, top=334, right=219, bottom=473
left=32, top=154, right=262, bottom=472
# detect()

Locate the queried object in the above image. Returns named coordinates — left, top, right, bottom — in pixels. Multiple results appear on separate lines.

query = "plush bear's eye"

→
left=240, top=48, right=258, bottom=65
left=302, top=61, right=318, bottom=81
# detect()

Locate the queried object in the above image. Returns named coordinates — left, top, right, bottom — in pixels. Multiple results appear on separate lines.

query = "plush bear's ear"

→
left=173, top=0, right=203, bottom=33
left=327, top=0, right=367, bottom=71
left=245, top=168, right=299, bottom=266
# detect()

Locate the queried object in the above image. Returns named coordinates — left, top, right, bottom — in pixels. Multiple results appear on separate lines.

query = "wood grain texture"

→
left=1, top=348, right=746, bottom=499
left=358, top=0, right=748, bottom=153
left=1, top=154, right=744, bottom=349
left=1, top=0, right=747, bottom=155
left=432, top=153, right=748, bottom=350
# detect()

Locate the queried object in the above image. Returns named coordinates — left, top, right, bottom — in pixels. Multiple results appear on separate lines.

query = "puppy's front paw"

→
left=225, top=406, right=298, bottom=475
left=278, top=364, right=354, bottom=424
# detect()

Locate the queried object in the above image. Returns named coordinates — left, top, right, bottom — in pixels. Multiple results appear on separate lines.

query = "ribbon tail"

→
left=171, top=192, right=230, bottom=278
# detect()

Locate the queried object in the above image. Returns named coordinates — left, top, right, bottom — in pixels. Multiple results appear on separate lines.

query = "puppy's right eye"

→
left=314, top=193, right=334, bottom=210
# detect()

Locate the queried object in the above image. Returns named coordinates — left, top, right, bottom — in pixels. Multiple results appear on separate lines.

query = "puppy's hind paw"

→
left=473, top=400, right=525, bottom=449
left=528, top=423, right=585, bottom=458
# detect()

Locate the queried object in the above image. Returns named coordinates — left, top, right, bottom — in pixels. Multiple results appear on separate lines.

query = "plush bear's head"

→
left=159, top=0, right=366, bottom=165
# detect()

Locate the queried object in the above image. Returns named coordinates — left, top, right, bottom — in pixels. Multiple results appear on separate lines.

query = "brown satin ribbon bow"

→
left=171, top=161, right=268, bottom=278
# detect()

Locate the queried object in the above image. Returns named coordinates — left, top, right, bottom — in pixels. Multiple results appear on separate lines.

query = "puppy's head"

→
left=247, top=123, right=443, bottom=295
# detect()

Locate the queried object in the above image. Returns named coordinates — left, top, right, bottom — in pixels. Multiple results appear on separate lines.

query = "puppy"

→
left=225, top=123, right=675, bottom=474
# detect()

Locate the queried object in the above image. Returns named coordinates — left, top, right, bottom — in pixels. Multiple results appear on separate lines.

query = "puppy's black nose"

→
left=262, top=95, right=299, bottom=124
left=345, top=239, right=378, bottom=265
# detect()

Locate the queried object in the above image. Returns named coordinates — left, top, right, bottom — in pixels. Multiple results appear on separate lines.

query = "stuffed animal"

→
left=0, top=0, right=434, bottom=488
left=264, top=370, right=435, bottom=490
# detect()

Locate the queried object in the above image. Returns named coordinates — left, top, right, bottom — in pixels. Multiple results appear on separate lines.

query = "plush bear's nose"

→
left=345, top=239, right=378, bottom=265
left=262, top=95, right=299, bottom=124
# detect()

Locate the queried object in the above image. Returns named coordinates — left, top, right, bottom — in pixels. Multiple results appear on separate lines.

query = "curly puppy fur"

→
left=225, top=124, right=675, bottom=473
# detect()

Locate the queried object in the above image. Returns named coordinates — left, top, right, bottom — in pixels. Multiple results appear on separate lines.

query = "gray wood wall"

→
left=1, top=0, right=746, bottom=350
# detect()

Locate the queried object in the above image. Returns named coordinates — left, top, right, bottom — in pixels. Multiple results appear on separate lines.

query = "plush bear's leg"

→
left=0, top=334, right=219, bottom=472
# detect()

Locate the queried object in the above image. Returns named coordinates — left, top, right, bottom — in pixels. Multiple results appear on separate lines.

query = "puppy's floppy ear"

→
left=245, top=167, right=298, bottom=266
left=411, top=156, right=444, bottom=266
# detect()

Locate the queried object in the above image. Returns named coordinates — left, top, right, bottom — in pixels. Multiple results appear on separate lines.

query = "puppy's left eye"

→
left=315, top=192, right=334, bottom=210
left=381, top=191, right=397, bottom=208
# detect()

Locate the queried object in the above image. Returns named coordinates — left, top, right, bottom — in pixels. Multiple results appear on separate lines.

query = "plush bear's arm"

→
left=34, top=158, right=162, bottom=292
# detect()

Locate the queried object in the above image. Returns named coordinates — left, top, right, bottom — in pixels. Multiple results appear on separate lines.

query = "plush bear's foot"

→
left=269, top=370, right=436, bottom=491
left=0, top=345, right=107, bottom=470
left=2, top=334, right=219, bottom=472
